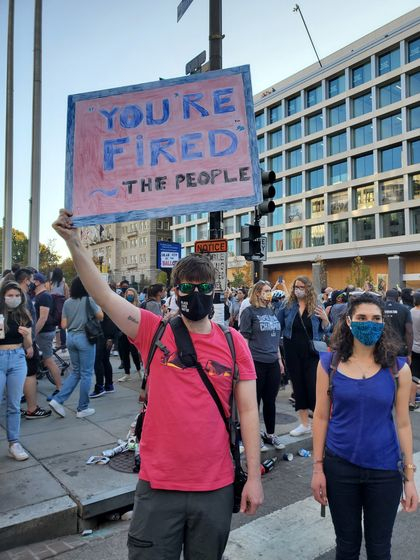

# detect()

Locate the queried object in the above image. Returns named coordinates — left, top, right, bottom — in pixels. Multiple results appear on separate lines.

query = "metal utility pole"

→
left=208, top=0, right=223, bottom=241
left=293, top=4, right=322, bottom=68
left=3, top=0, right=15, bottom=271
left=29, top=0, right=42, bottom=269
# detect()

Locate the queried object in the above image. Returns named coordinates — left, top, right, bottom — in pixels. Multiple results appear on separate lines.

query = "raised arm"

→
left=52, top=210, right=140, bottom=339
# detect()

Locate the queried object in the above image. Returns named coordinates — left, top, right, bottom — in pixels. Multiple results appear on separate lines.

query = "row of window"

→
left=267, top=141, right=420, bottom=195
left=257, top=72, right=420, bottom=151
left=218, top=206, right=420, bottom=255
left=255, top=37, right=420, bottom=127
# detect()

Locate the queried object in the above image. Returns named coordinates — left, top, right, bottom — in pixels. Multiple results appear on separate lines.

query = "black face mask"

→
left=177, top=291, right=213, bottom=321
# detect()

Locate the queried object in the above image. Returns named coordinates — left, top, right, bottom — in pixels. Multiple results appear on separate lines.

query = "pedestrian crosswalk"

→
left=223, top=452, right=420, bottom=559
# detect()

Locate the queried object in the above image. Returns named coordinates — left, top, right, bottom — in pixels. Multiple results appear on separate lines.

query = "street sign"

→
left=209, top=252, right=227, bottom=292
left=177, top=0, right=194, bottom=22
left=250, top=236, right=267, bottom=262
left=195, top=239, right=228, bottom=253
left=157, top=241, right=182, bottom=269
left=186, top=50, right=206, bottom=75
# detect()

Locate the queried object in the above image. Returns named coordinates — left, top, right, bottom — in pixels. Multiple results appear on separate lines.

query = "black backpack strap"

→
left=141, top=319, right=169, bottom=391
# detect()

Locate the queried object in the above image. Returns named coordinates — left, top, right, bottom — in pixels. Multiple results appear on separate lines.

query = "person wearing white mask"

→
left=278, top=276, right=330, bottom=437
left=0, top=282, right=33, bottom=461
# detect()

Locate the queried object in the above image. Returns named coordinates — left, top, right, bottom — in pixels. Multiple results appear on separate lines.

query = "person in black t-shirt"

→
left=383, top=289, right=413, bottom=357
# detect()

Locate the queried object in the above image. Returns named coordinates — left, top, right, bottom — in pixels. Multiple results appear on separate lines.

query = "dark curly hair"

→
left=329, top=293, right=400, bottom=368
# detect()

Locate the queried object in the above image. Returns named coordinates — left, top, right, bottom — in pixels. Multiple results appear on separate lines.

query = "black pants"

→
left=324, top=450, right=402, bottom=560
left=94, top=337, right=113, bottom=389
left=283, top=339, right=318, bottom=411
left=119, top=333, right=141, bottom=374
left=411, top=350, right=420, bottom=378
left=254, top=360, right=281, bottom=434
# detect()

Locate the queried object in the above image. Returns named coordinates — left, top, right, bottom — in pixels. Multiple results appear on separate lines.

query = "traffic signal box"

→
left=240, top=224, right=262, bottom=261
left=256, top=170, right=276, bottom=218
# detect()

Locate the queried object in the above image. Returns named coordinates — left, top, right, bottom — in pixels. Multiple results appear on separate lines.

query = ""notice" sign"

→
left=195, top=239, right=228, bottom=253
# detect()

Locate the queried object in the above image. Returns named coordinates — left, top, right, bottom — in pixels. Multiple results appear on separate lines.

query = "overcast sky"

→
left=0, top=0, right=419, bottom=260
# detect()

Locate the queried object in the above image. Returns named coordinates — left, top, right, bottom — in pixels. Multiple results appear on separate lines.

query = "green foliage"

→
left=59, top=257, right=77, bottom=284
left=39, top=240, right=60, bottom=276
left=231, top=270, right=245, bottom=287
left=0, top=228, right=62, bottom=274
left=156, top=270, right=170, bottom=286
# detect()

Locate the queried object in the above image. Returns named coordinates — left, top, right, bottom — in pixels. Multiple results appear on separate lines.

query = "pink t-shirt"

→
left=131, top=310, right=256, bottom=491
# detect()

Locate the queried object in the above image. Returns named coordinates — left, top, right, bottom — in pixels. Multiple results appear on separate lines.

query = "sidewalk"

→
left=0, top=353, right=309, bottom=552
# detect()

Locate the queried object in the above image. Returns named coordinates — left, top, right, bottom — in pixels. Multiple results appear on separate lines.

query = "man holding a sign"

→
left=53, top=210, right=263, bottom=560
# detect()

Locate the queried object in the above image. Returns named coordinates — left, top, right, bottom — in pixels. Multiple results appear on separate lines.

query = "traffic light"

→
left=257, top=170, right=276, bottom=217
left=241, top=224, right=261, bottom=261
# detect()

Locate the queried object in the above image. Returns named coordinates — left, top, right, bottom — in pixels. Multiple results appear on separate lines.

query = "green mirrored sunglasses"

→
left=177, top=282, right=214, bottom=295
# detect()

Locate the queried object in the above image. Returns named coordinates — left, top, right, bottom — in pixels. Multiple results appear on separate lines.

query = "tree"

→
left=59, top=257, right=77, bottom=284
left=347, top=256, right=373, bottom=289
left=231, top=270, right=245, bottom=287
left=39, top=240, right=60, bottom=276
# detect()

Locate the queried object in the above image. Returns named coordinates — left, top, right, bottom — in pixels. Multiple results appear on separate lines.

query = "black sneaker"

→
left=89, top=387, right=106, bottom=398
left=118, top=363, right=124, bottom=370
left=104, top=384, right=115, bottom=393
left=25, top=406, right=52, bottom=419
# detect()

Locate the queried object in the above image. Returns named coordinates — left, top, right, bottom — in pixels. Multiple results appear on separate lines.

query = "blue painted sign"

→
left=65, top=65, right=261, bottom=227
left=157, top=241, right=182, bottom=269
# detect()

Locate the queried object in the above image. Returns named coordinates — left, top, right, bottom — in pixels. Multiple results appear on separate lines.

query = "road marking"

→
left=224, top=451, right=420, bottom=560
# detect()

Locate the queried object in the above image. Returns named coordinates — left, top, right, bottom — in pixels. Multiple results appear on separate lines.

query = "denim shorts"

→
left=36, top=330, right=55, bottom=359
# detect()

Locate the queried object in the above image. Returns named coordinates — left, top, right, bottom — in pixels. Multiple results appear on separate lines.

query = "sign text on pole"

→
left=194, top=239, right=227, bottom=253
left=65, top=66, right=261, bottom=227
left=157, top=241, right=182, bottom=269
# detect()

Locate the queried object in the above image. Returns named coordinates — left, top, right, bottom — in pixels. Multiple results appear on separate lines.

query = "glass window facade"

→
left=227, top=239, right=235, bottom=256
left=268, top=129, right=282, bottom=149
left=286, top=202, right=303, bottom=222
left=378, top=80, right=401, bottom=108
left=287, top=121, right=301, bottom=142
left=269, top=154, right=283, bottom=173
left=352, top=61, right=371, bottom=87
left=355, top=215, right=375, bottom=240
left=379, top=113, right=402, bottom=139
left=380, top=145, right=402, bottom=172
left=287, top=95, right=301, bottom=116
left=410, top=140, right=420, bottom=164
left=307, top=112, right=323, bottom=134
left=330, top=160, right=348, bottom=184
left=308, top=167, right=324, bottom=189
left=330, top=220, right=349, bottom=244
left=409, top=106, right=420, bottom=130
left=308, top=224, right=325, bottom=247
left=355, top=184, right=375, bottom=209
left=224, top=216, right=235, bottom=235
left=411, top=174, right=420, bottom=199
left=288, top=147, right=302, bottom=168
left=378, top=48, right=400, bottom=75
left=382, top=211, right=405, bottom=237
left=257, top=136, right=265, bottom=153
left=412, top=207, right=420, bottom=234
left=269, top=231, right=284, bottom=252
left=329, top=103, right=346, bottom=126
left=409, top=72, right=420, bottom=96
left=353, top=153, right=374, bottom=179
left=328, top=132, right=347, bottom=155
left=269, top=103, right=282, bottom=123
left=329, top=191, right=348, bottom=214
left=308, top=140, right=323, bottom=162
left=288, top=174, right=303, bottom=195
left=255, top=112, right=265, bottom=129
left=353, top=122, right=373, bottom=148
left=379, top=177, right=404, bottom=204
left=306, top=84, right=322, bottom=107
left=352, top=91, right=372, bottom=117
left=270, top=205, right=284, bottom=226
left=408, top=37, right=420, bottom=63
left=287, top=228, right=303, bottom=249
left=329, top=74, right=345, bottom=98
left=307, top=196, right=324, bottom=218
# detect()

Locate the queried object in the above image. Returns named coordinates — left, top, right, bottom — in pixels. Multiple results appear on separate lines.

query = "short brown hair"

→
left=171, top=253, right=216, bottom=286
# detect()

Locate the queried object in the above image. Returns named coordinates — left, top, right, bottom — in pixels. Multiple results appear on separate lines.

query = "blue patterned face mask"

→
left=350, top=321, right=384, bottom=346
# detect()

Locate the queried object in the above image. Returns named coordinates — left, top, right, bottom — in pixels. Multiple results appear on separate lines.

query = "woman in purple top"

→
left=311, top=293, right=418, bottom=559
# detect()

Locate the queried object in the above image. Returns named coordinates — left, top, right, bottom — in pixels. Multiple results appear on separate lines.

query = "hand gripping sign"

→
left=65, top=65, right=262, bottom=227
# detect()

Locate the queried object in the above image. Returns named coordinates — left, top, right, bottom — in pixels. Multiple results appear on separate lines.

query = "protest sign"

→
left=65, top=65, right=261, bottom=226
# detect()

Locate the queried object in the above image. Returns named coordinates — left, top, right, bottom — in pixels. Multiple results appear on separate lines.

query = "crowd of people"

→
left=1, top=223, right=419, bottom=559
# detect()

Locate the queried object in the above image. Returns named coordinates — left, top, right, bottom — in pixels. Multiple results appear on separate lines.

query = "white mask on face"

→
left=5, top=296, right=21, bottom=309
left=294, top=288, right=306, bottom=299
